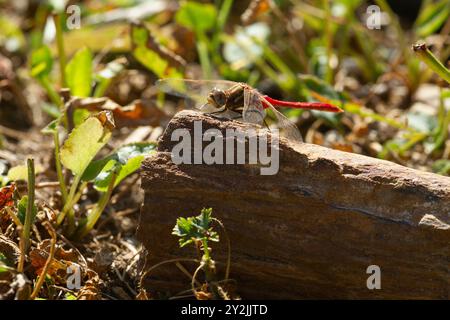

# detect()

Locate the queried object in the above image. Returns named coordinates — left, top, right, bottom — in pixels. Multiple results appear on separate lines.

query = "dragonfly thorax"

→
left=207, top=88, right=227, bottom=109
left=207, top=84, right=247, bottom=112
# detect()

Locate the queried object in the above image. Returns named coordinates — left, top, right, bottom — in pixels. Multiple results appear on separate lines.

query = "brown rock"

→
left=138, top=110, right=449, bottom=299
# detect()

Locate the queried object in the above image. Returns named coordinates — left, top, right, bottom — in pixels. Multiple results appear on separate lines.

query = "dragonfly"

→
left=156, top=79, right=343, bottom=141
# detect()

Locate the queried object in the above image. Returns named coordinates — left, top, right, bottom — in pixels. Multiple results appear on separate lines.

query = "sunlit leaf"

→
left=65, top=47, right=93, bottom=97
left=30, top=45, right=53, bottom=79
left=415, top=0, right=450, bottom=37
left=61, top=24, right=130, bottom=56
left=82, top=142, right=156, bottom=191
left=130, top=23, right=183, bottom=78
left=7, top=164, right=42, bottom=182
left=7, top=165, right=28, bottom=182
left=223, top=23, right=270, bottom=68
left=94, top=58, right=127, bottom=97
left=60, top=112, right=113, bottom=176
left=175, top=1, right=217, bottom=33
left=0, top=16, right=26, bottom=52
left=73, top=109, right=92, bottom=127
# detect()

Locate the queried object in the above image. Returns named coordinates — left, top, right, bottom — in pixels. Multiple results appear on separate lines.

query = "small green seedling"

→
left=173, top=208, right=231, bottom=299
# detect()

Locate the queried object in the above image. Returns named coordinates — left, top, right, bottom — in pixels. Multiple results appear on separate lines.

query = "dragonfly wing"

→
left=243, top=88, right=266, bottom=125
left=259, top=95, right=303, bottom=142
left=156, top=78, right=237, bottom=110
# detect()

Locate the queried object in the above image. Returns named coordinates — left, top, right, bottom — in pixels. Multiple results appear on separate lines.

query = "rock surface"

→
left=138, top=110, right=449, bottom=299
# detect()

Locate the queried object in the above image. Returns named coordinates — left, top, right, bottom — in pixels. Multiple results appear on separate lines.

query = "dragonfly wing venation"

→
left=156, top=78, right=237, bottom=110
left=243, top=88, right=266, bottom=125
left=259, top=95, right=303, bottom=142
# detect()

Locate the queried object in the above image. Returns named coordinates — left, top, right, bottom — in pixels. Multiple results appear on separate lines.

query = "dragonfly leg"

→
left=209, top=110, right=227, bottom=116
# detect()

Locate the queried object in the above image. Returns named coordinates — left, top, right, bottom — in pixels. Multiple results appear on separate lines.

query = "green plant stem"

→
left=23, top=158, right=35, bottom=251
left=212, top=0, right=234, bottom=55
left=53, top=131, right=67, bottom=202
left=413, top=43, right=450, bottom=84
left=200, top=238, right=215, bottom=283
left=202, top=238, right=211, bottom=262
left=323, top=0, right=333, bottom=83
left=71, top=181, right=88, bottom=207
left=54, top=14, right=67, bottom=88
left=200, top=238, right=220, bottom=298
left=78, top=173, right=117, bottom=238
left=57, top=174, right=82, bottom=226
left=139, top=258, right=199, bottom=290
left=196, top=35, right=212, bottom=79
left=212, top=218, right=230, bottom=280
left=93, top=79, right=111, bottom=98
left=40, top=77, right=63, bottom=107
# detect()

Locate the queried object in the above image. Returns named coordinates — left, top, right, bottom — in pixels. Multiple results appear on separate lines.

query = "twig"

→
left=191, top=264, right=203, bottom=298
left=175, top=262, right=202, bottom=286
left=35, top=181, right=61, bottom=189
left=212, top=218, right=231, bottom=280
left=0, top=125, right=30, bottom=141
left=30, top=221, right=57, bottom=300
left=54, top=14, right=67, bottom=88
left=5, top=207, right=23, bottom=228
left=139, top=258, right=199, bottom=290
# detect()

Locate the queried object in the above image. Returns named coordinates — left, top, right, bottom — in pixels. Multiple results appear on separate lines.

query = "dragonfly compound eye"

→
left=209, top=89, right=227, bottom=107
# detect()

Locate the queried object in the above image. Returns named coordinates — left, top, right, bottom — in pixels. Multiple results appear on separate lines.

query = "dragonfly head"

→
left=207, top=88, right=227, bottom=109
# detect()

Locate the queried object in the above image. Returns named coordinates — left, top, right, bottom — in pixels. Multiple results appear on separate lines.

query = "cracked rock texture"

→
left=138, top=110, right=449, bottom=299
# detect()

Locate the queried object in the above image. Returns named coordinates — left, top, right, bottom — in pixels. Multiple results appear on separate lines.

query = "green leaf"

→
left=65, top=293, right=77, bottom=300
left=223, top=23, right=270, bottom=68
left=41, top=119, right=59, bottom=135
left=298, top=74, right=344, bottom=126
left=65, top=47, right=93, bottom=97
left=17, top=195, right=37, bottom=225
left=0, top=16, right=26, bottom=52
left=7, top=164, right=42, bottom=182
left=175, top=1, right=217, bottom=33
left=7, top=165, right=28, bottom=182
left=73, top=109, right=92, bottom=127
left=60, top=114, right=113, bottom=176
left=41, top=103, right=62, bottom=119
left=415, top=0, right=450, bottom=37
left=130, top=23, right=183, bottom=79
left=172, top=208, right=219, bottom=248
left=299, top=74, right=341, bottom=100
left=432, top=159, right=450, bottom=175
left=30, top=45, right=53, bottom=79
left=94, top=58, right=126, bottom=97
left=82, top=142, right=156, bottom=191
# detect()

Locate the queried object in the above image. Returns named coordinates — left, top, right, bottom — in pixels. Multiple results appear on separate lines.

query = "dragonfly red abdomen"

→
left=262, top=96, right=343, bottom=113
